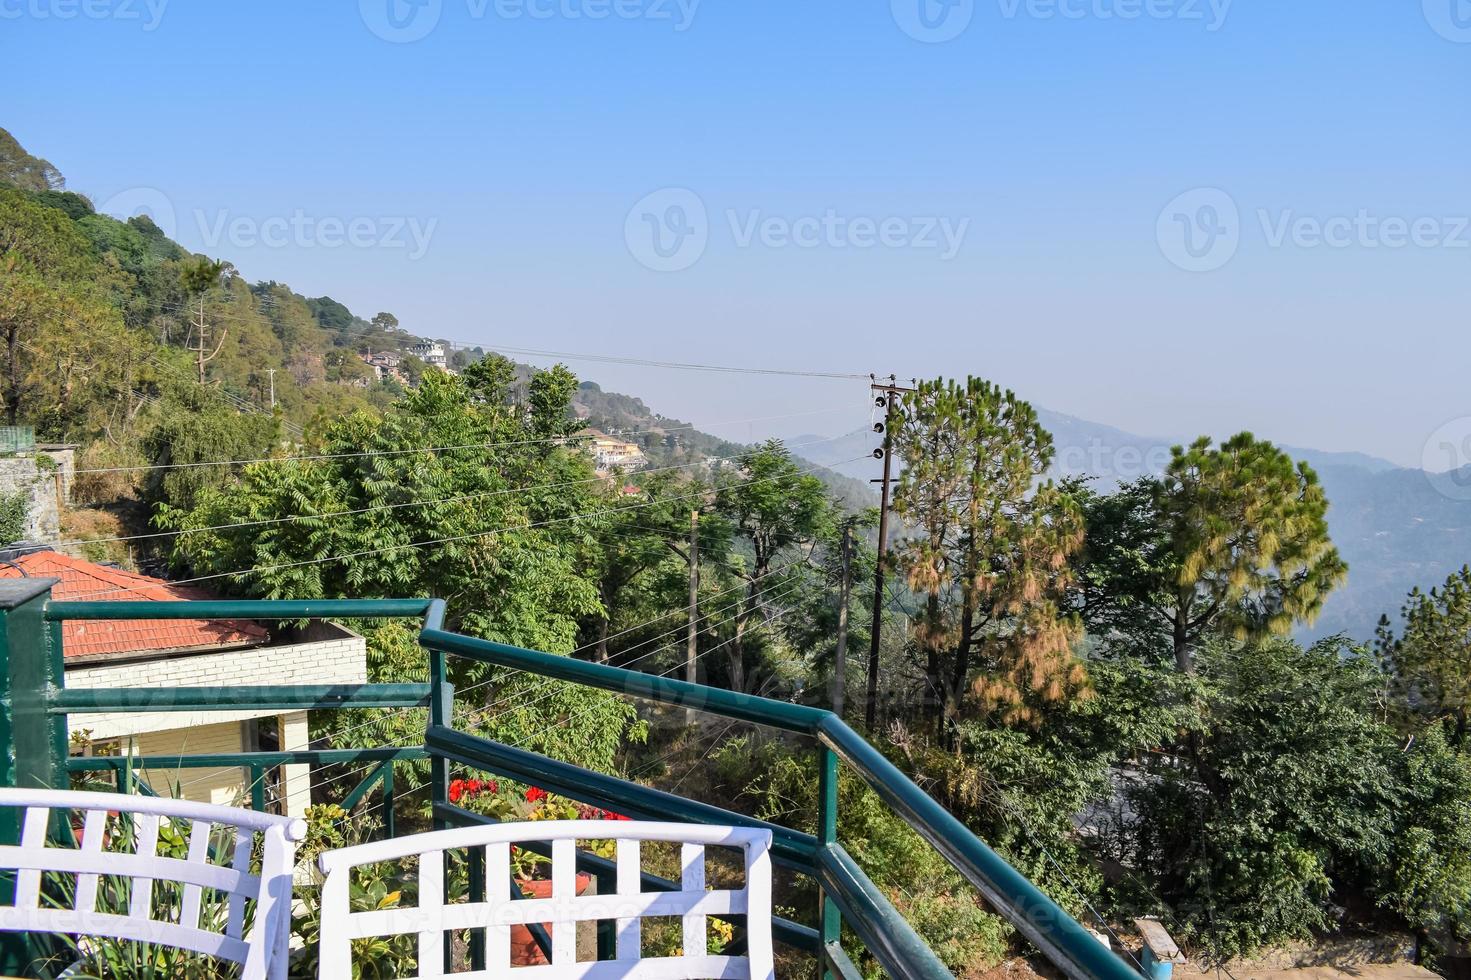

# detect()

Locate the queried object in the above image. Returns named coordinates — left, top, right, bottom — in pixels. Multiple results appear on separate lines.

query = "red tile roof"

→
left=0, top=552, right=267, bottom=662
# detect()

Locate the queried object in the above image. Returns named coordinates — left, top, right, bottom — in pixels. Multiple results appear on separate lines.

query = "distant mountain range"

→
left=788, top=411, right=1471, bottom=645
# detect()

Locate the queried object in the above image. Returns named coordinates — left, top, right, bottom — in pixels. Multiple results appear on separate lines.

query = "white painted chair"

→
left=316, top=819, right=775, bottom=979
left=0, top=787, right=306, bottom=980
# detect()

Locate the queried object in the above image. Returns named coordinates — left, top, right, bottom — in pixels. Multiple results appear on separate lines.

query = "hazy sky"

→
left=4, top=1, right=1468, bottom=467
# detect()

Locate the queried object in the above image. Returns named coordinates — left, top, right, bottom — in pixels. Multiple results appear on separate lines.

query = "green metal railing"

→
left=0, top=580, right=1140, bottom=980
left=0, top=427, right=35, bottom=456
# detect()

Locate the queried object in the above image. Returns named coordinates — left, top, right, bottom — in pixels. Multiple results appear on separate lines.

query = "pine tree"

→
left=891, top=377, right=1086, bottom=730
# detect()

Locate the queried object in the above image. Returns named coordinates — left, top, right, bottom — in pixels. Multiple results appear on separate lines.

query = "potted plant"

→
left=452, top=780, right=629, bottom=966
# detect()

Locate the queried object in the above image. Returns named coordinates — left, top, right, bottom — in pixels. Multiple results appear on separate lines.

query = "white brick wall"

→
left=66, top=634, right=367, bottom=740
left=66, top=632, right=368, bottom=818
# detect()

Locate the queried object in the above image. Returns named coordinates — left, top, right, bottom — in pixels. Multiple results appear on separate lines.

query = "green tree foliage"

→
left=715, top=440, right=832, bottom=691
left=0, top=127, right=64, bottom=192
left=162, top=366, right=644, bottom=773
left=1377, top=564, right=1471, bottom=744
left=164, top=369, right=601, bottom=646
left=579, top=470, right=732, bottom=665
left=0, top=186, right=138, bottom=431
left=1376, top=722, right=1471, bottom=955
left=1077, top=434, right=1346, bottom=673
left=709, top=735, right=1012, bottom=976
left=140, top=381, right=280, bottom=511
left=0, top=489, right=29, bottom=543
left=1125, top=638, right=1400, bottom=956
left=527, top=362, right=580, bottom=440
left=890, top=377, right=1086, bottom=730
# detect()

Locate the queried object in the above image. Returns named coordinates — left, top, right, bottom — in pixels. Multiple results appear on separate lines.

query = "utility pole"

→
left=833, top=521, right=852, bottom=717
left=685, top=509, right=700, bottom=725
left=186, top=294, right=227, bottom=384
left=266, top=368, right=276, bottom=409
left=865, top=375, right=914, bottom=732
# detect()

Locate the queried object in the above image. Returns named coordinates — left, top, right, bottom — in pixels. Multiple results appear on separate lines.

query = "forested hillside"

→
left=0, top=126, right=867, bottom=545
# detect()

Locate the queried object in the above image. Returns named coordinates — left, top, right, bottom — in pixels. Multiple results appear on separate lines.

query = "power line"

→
left=160, top=567, right=804, bottom=800
left=67, top=407, right=862, bottom=477
left=172, top=576, right=808, bottom=806
left=45, top=429, right=862, bottom=551
left=370, top=593, right=810, bottom=815
left=63, top=455, right=866, bottom=601
left=460, top=342, right=870, bottom=381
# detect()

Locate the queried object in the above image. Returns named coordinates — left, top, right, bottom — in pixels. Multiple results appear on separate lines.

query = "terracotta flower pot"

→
left=510, top=871, right=593, bottom=966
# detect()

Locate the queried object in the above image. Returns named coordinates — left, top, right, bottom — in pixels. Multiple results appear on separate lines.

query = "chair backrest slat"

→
left=316, top=819, right=775, bottom=980
left=551, top=837, right=577, bottom=966
left=127, top=812, right=161, bottom=921
left=681, top=842, right=706, bottom=960
left=418, top=847, right=445, bottom=979
left=13, top=806, right=51, bottom=912
left=179, top=818, right=212, bottom=930
left=0, top=788, right=305, bottom=980
left=614, top=838, right=640, bottom=962
left=73, top=808, right=107, bottom=914
left=485, top=834, right=513, bottom=967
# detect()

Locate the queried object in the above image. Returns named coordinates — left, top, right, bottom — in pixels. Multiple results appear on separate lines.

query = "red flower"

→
left=449, top=779, right=465, bottom=804
left=525, top=786, right=547, bottom=804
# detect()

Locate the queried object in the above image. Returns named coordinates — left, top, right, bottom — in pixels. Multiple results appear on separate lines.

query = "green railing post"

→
left=0, top=577, right=62, bottom=974
left=817, top=745, right=842, bottom=979
left=427, top=647, right=456, bottom=968
left=0, top=579, right=66, bottom=797
left=250, top=764, right=266, bottom=813
left=428, top=648, right=452, bottom=830
left=381, top=761, right=396, bottom=840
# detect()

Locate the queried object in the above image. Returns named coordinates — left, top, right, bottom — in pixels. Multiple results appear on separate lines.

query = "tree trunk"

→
left=4, top=322, right=19, bottom=426
left=594, top=616, right=609, bottom=664
left=729, top=613, right=747, bottom=694
left=922, top=594, right=942, bottom=725
left=942, top=601, right=975, bottom=745
left=1173, top=612, right=1192, bottom=674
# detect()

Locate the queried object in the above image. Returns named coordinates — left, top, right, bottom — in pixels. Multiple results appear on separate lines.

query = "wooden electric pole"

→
left=865, top=376, right=913, bottom=733
left=833, top=521, right=852, bottom=717
left=685, top=509, right=700, bottom=724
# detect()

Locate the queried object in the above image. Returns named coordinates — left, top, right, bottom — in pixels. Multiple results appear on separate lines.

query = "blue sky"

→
left=3, top=0, right=1468, bottom=466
